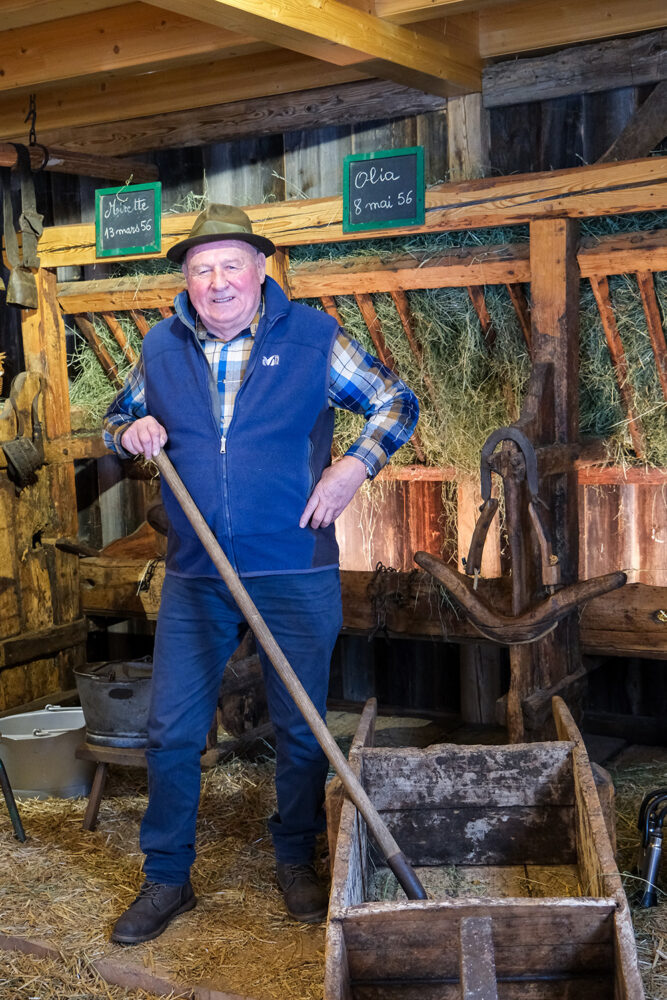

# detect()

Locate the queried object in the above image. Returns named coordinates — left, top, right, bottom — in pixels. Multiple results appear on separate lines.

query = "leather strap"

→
left=1, top=143, right=43, bottom=308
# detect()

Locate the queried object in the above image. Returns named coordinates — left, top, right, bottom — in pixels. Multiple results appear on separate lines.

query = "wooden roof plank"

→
left=11, top=80, right=447, bottom=158
left=0, top=51, right=364, bottom=139
left=0, top=3, right=261, bottom=92
left=483, top=28, right=667, bottom=108
left=144, top=0, right=481, bottom=95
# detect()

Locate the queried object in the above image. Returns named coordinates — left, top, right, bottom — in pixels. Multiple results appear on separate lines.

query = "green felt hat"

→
left=166, top=203, right=276, bottom=263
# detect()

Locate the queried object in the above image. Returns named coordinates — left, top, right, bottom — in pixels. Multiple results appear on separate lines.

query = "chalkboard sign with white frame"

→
left=95, top=182, right=162, bottom=258
left=342, top=147, right=424, bottom=234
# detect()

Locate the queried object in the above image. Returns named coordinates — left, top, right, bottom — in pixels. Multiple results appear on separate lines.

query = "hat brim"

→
left=166, top=230, right=276, bottom=264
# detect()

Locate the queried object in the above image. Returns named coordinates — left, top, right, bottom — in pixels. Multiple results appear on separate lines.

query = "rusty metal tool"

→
left=465, top=426, right=560, bottom=589
left=154, top=449, right=427, bottom=901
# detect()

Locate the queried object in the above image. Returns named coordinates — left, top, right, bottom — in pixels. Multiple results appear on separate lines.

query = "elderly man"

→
left=103, top=205, right=418, bottom=943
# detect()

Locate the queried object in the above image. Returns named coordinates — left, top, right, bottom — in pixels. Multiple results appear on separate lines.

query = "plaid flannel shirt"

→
left=103, top=316, right=418, bottom=479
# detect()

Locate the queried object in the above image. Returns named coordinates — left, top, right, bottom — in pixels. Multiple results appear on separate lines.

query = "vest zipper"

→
left=194, top=335, right=238, bottom=571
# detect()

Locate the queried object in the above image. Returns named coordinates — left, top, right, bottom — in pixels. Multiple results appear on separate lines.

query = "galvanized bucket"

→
left=74, top=659, right=153, bottom=748
left=0, top=706, right=94, bottom=798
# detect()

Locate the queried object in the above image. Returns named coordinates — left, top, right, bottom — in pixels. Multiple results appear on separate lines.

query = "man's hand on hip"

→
left=299, top=455, right=368, bottom=530
left=121, top=416, right=168, bottom=461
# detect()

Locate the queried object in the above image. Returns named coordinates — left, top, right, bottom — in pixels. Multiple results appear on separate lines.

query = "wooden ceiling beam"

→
left=0, top=3, right=261, bottom=92
left=375, top=0, right=508, bottom=23
left=0, top=51, right=365, bottom=140
left=0, top=142, right=158, bottom=182
left=0, top=0, right=128, bottom=32
left=478, top=0, right=667, bottom=58
left=144, top=0, right=481, bottom=96
left=377, top=0, right=666, bottom=56
left=7, top=80, right=446, bottom=157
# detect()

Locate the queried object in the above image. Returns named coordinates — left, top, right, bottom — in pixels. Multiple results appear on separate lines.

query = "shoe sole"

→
left=285, top=905, right=328, bottom=924
left=110, top=896, right=197, bottom=945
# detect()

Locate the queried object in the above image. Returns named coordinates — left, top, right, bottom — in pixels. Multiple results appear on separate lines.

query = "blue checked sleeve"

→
left=102, top=357, right=148, bottom=458
left=329, top=330, right=419, bottom=478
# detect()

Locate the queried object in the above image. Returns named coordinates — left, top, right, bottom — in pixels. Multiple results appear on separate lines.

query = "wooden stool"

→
left=75, top=743, right=147, bottom=831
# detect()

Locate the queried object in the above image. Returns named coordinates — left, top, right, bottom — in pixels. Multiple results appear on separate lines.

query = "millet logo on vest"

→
left=262, top=355, right=280, bottom=367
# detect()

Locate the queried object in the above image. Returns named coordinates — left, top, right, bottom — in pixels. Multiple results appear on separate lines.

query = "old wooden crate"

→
left=325, top=696, right=642, bottom=1000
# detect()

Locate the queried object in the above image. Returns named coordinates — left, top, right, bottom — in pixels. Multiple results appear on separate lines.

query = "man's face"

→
left=184, top=240, right=266, bottom=341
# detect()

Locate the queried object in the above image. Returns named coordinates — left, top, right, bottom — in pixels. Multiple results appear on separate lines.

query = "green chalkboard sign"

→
left=95, top=182, right=162, bottom=258
left=342, top=147, right=424, bottom=234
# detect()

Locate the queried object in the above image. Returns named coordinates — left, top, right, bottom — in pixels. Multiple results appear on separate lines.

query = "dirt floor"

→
left=0, top=712, right=664, bottom=999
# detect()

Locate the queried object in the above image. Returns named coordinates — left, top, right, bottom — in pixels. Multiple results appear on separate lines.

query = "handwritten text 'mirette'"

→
left=104, top=196, right=149, bottom=219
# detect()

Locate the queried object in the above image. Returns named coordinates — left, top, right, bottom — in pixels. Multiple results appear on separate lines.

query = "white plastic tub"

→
left=0, top=706, right=95, bottom=798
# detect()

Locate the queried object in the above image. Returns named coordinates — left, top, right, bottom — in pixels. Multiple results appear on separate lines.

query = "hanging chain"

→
left=24, top=94, right=37, bottom=146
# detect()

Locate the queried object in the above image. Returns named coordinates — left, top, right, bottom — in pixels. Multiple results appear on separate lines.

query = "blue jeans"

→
left=140, top=569, right=342, bottom=884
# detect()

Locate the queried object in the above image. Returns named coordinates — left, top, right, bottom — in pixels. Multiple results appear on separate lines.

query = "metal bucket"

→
left=74, top=659, right=153, bottom=748
left=0, top=706, right=94, bottom=798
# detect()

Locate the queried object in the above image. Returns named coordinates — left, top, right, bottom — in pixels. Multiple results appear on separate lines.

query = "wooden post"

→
left=265, top=247, right=290, bottom=295
left=447, top=89, right=502, bottom=724
left=447, top=93, right=490, bottom=182
left=506, top=219, right=582, bottom=741
left=457, top=480, right=503, bottom=724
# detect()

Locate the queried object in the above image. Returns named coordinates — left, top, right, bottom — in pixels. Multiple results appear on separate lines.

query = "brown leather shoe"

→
left=276, top=863, right=328, bottom=923
left=110, top=880, right=196, bottom=944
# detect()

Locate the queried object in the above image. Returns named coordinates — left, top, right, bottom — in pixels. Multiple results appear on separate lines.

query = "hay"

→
left=0, top=950, right=156, bottom=1000
left=1, top=726, right=666, bottom=997
left=367, top=863, right=583, bottom=902
left=580, top=273, right=667, bottom=467
left=610, top=754, right=667, bottom=1000
left=0, top=755, right=325, bottom=1000
left=69, top=315, right=150, bottom=424
left=67, top=214, right=667, bottom=471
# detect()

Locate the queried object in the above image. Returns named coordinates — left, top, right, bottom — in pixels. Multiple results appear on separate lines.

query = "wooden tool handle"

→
left=154, top=450, right=426, bottom=900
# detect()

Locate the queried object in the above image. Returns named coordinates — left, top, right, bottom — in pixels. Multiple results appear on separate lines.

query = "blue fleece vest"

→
left=143, top=277, right=340, bottom=578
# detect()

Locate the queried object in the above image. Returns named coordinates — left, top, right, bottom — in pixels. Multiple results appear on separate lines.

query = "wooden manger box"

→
left=325, top=697, right=643, bottom=1000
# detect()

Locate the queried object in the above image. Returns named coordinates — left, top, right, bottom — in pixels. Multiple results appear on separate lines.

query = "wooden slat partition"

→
left=99, top=312, right=138, bottom=365
left=35, top=158, right=667, bottom=268
left=505, top=283, right=532, bottom=354
left=390, top=290, right=443, bottom=417
left=72, top=315, right=122, bottom=388
left=353, top=292, right=427, bottom=464
left=636, top=270, right=667, bottom=401
left=55, top=229, right=667, bottom=309
left=467, top=284, right=496, bottom=349
left=58, top=273, right=186, bottom=313
left=589, top=275, right=646, bottom=458
left=129, top=309, right=151, bottom=337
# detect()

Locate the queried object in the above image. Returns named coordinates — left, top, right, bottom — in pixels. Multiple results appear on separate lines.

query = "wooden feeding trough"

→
left=325, top=696, right=642, bottom=999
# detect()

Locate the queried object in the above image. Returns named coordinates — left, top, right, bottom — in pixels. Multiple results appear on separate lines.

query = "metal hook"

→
left=23, top=94, right=37, bottom=146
